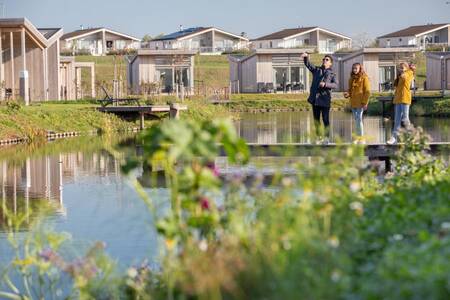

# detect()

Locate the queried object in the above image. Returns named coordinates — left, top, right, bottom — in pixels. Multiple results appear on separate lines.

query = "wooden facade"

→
left=127, top=50, right=196, bottom=95
left=332, top=48, right=418, bottom=92
left=426, top=52, right=450, bottom=91
left=0, top=18, right=63, bottom=102
left=229, top=49, right=311, bottom=93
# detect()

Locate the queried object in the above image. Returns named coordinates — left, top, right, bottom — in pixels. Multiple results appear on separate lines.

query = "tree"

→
left=352, top=32, right=374, bottom=49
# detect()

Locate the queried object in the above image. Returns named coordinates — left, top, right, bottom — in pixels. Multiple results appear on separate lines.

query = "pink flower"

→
left=206, top=162, right=220, bottom=177
left=39, top=248, right=55, bottom=261
left=200, top=197, right=211, bottom=210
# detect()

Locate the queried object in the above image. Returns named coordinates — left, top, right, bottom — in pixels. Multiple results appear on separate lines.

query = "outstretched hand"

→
left=319, top=82, right=326, bottom=88
left=300, top=52, right=308, bottom=59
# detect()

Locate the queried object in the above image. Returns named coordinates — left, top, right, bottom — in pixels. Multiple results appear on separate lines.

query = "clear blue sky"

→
left=5, top=0, right=450, bottom=39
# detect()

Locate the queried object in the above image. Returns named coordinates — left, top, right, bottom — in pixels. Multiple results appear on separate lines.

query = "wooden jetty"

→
left=221, top=142, right=450, bottom=171
left=97, top=103, right=187, bottom=129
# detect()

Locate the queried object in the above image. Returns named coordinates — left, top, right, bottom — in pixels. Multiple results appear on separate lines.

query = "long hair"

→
left=350, top=63, right=365, bottom=77
left=394, top=62, right=410, bottom=87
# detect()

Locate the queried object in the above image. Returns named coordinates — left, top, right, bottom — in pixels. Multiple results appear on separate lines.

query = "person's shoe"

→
left=352, top=139, right=359, bottom=145
left=386, top=137, right=397, bottom=145
left=314, top=137, right=323, bottom=145
left=322, top=137, right=330, bottom=145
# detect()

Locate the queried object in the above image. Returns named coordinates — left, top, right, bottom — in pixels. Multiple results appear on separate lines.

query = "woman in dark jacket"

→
left=301, top=52, right=338, bottom=144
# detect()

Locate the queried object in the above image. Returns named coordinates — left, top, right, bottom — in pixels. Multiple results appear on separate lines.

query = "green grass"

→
left=367, top=96, right=450, bottom=117
left=0, top=103, right=134, bottom=141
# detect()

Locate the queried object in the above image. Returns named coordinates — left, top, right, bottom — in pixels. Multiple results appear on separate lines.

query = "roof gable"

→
left=378, top=23, right=450, bottom=38
left=152, top=27, right=248, bottom=42
left=253, top=26, right=351, bottom=41
left=61, top=27, right=140, bottom=41
left=0, top=18, right=62, bottom=48
left=253, top=27, right=318, bottom=41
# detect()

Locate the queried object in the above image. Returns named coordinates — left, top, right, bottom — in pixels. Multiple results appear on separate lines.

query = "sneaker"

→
left=314, top=137, right=323, bottom=145
left=322, top=138, right=330, bottom=145
left=386, top=137, right=397, bottom=145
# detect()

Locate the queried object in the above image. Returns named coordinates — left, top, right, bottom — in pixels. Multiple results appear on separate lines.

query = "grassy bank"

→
left=0, top=100, right=234, bottom=142
left=367, top=97, right=450, bottom=117
left=0, top=103, right=133, bottom=142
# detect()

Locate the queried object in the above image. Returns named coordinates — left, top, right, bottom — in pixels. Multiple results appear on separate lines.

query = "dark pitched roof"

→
left=378, top=23, right=450, bottom=38
left=60, top=28, right=103, bottom=40
left=152, top=27, right=212, bottom=41
left=38, top=28, right=62, bottom=39
left=253, top=27, right=318, bottom=41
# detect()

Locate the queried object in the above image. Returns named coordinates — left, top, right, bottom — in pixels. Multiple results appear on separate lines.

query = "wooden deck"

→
left=97, top=104, right=187, bottom=129
left=221, top=142, right=450, bottom=171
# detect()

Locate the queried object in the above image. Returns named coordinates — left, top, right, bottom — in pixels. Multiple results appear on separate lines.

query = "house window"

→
left=399, top=38, right=402, bottom=42
left=270, top=41, right=273, bottom=48
left=304, top=39, right=309, bottom=46
left=434, top=36, right=439, bottom=43
left=259, top=43, right=262, bottom=48
left=386, top=39, right=391, bottom=47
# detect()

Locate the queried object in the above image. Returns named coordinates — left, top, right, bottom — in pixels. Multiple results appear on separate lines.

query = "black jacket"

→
left=304, top=56, right=338, bottom=107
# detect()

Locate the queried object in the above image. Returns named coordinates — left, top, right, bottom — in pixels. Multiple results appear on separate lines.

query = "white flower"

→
left=441, top=222, right=450, bottom=230
left=127, top=268, right=138, bottom=278
left=328, top=236, right=340, bottom=248
left=199, top=240, right=208, bottom=252
left=350, top=181, right=361, bottom=192
left=392, top=234, right=403, bottom=241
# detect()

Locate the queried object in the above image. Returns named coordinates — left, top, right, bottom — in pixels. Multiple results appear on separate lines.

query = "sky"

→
left=4, top=0, right=450, bottom=40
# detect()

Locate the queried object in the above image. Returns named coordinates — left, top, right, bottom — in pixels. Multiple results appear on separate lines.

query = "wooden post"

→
left=10, top=31, right=15, bottom=100
left=43, top=47, right=48, bottom=101
left=91, top=64, right=96, bottom=98
left=170, top=104, right=180, bottom=119
left=76, top=67, right=81, bottom=99
left=20, top=28, right=29, bottom=105
left=102, top=29, right=107, bottom=55
left=139, top=112, right=145, bottom=130
left=211, top=29, right=215, bottom=53
left=0, top=29, right=3, bottom=101
left=56, top=40, right=61, bottom=100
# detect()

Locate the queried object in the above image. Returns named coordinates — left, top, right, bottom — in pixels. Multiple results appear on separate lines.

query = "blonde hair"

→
left=394, top=62, right=410, bottom=87
left=350, top=63, right=366, bottom=77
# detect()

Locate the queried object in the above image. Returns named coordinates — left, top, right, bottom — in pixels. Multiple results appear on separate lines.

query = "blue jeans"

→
left=392, top=104, right=410, bottom=137
left=352, top=108, right=364, bottom=137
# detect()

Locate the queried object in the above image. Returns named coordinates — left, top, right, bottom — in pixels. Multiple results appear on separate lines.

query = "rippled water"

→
left=0, top=112, right=449, bottom=268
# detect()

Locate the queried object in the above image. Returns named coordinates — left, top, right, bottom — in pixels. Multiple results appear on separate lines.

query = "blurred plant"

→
left=0, top=203, right=121, bottom=299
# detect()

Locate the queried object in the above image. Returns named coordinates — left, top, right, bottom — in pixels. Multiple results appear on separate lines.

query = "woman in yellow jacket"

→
left=387, top=63, right=415, bottom=145
left=344, top=63, right=370, bottom=144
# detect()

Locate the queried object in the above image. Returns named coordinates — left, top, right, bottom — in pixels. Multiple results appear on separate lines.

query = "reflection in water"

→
left=0, top=138, right=160, bottom=268
left=0, top=113, right=449, bottom=267
left=236, top=111, right=450, bottom=144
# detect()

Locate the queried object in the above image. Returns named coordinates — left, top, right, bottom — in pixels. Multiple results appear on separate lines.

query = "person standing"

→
left=386, top=63, right=415, bottom=145
left=344, top=63, right=371, bottom=144
left=301, top=52, right=338, bottom=144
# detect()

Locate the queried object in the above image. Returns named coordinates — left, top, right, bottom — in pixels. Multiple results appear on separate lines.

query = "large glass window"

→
left=175, top=68, right=190, bottom=88
left=155, top=68, right=173, bottom=93
left=379, top=66, right=395, bottom=91
left=290, top=67, right=306, bottom=91
left=273, top=68, right=288, bottom=91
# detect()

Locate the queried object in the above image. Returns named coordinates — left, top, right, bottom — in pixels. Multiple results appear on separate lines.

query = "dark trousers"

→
left=312, top=105, right=330, bottom=137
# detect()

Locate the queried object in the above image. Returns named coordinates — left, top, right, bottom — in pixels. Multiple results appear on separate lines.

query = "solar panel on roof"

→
left=154, top=27, right=206, bottom=40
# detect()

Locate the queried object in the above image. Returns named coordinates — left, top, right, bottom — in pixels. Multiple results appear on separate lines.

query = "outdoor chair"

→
left=257, top=82, right=266, bottom=93
left=265, top=83, right=274, bottom=93
left=97, top=86, right=141, bottom=107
